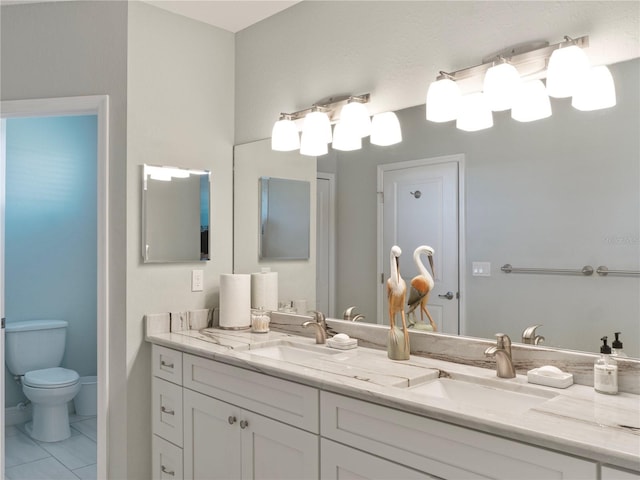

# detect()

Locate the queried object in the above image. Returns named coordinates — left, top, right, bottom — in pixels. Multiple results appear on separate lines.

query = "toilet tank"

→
left=5, top=320, right=68, bottom=375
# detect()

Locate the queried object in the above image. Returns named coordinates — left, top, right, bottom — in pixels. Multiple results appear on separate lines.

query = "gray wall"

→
left=1, top=1, right=129, bottom=476
left=329, top=58, right=639, bottom=356
left=126, top=2, right=234, bottom=478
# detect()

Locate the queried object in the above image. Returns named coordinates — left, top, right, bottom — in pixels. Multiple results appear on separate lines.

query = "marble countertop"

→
left=146, top=325, right=640, bottom=472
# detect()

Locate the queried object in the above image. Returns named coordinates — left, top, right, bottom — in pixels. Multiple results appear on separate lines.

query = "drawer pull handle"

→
left=240, top=420, right=249, bottom=429
left=161, top=406, right=175, bottom=415
left=160, top=360, right=174, bottom=369
left=161, top=465, right=175, bottom=476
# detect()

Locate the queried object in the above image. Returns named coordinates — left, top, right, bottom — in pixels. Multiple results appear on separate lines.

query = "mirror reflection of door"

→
left=380, top=157, right=461, bottom=334
left=316, top=173, right=336, bottom=317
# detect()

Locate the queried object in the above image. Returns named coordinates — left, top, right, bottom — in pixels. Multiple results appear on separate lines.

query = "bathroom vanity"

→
left=146, top=319, right=640, bottom=479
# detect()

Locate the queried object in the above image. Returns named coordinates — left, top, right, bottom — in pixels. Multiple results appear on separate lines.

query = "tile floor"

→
left=4, top=414, right=97, bottom=480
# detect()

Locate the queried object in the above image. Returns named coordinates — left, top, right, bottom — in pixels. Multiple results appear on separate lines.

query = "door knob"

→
left=438, top=291, right=455, bottom=300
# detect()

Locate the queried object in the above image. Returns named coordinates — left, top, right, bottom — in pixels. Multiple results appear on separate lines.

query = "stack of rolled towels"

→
left=219, top=270, right=278, bottom=329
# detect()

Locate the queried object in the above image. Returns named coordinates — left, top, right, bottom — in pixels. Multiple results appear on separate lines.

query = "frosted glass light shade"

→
left=483, top=63, right=521, bottom=111
left=303, top=111, right=332, bottom=143
left=571, top=66, right=616, bottom=111
left=300, top=129, right=328, bottom=156
left=456, top=93, right=493, bottom=132
left=370, top=112, right=402, bottom=146
left=511, top=80, right=552, bottom=122
left=332, top=121, right=362, bottom=151
left=340, top=102, right=372, bottom=137
left=546, top=45, right=590, bottom=98
left=426, top=78, right=461, bottom=122
left=271, top=118, right=300, bottom=151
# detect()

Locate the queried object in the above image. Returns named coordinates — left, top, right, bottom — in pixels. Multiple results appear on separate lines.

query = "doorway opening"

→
left=0, top=96, right=109, bottom=479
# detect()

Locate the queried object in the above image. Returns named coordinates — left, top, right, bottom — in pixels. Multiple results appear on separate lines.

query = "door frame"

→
left=316, top=172, right=336, bottom=317
left=0, top=95, right=109, bottom=479
left=376, top=154, right=466, bottom=332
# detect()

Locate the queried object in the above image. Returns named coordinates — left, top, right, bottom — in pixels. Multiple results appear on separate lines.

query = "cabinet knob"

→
left=160, top=406, right=175, bottom=416
left=161, top=465, right=175, bottom=476
left=160, top=360, right=174, bottom=369
left=228, top=415, right=237, bottom=425
left=240, top=420, right=249, bottom=429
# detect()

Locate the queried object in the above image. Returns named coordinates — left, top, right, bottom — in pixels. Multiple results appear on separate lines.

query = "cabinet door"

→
left=153, top=434, right=183, bottom=480
left=320, top=438, right=434, bottom=480
left=183, top=389, right=242, bottom=480
left=241, top=410, right=319, bottom=480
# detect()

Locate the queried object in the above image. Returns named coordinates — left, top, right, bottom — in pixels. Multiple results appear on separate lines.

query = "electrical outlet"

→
left=472, top=262, right=491, bottom=276
left=191, top=270, right=204, bottom=292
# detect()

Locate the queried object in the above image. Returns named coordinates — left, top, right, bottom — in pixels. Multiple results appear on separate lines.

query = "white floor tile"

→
left=71, top=417, right=97, bottom=442
left=73, top=463, right=97, bottom=480
left=5, top=457, right=79, bottom=480
left=68, top=413, right=95, bottom=424
left=4, top=430, right=50, bottom=468
left=37, top=433, right=96, bottom=471
left=5, top=425, right=21, bottom=437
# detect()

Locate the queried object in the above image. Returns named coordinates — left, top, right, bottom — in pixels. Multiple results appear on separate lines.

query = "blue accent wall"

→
left=5, top=115, right=97, bottom=406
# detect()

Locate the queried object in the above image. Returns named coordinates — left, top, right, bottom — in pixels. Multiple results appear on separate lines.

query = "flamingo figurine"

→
left=387, top=245, right=410, bottom=360
left=407, top=245, right=437, bottom=332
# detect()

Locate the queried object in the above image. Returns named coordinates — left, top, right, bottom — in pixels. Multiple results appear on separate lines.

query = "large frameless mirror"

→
left=259, top=176, right=310, bottom=260
left=142, top=164, right=210, bottom=263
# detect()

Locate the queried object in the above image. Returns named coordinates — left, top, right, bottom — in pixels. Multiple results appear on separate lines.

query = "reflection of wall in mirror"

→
left=234, top=142, right=317, bottom=310
left=146, top=174, right=201, bottom=262
left=325, top=58, right=639, bottom=357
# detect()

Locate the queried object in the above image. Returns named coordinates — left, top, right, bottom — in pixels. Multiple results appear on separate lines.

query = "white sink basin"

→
left=248, top=343, right=342, bottom=362
left=406, top=378, right=554, bottom=414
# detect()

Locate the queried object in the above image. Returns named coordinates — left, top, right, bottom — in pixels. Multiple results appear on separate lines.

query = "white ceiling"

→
left=0, top=0, right=302, bottom=33
left=141, top=0, right=301, bottom=32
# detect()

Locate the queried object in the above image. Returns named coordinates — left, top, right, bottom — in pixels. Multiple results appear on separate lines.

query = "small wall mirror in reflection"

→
left=142, top=164, right=210, bottom=263
left=260, top=176, right=310, bottom=260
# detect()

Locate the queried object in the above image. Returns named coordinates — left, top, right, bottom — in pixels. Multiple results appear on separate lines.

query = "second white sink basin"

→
left=248, top=343, right=342, bottom=362
left=406, top=378, right=555, bottom=415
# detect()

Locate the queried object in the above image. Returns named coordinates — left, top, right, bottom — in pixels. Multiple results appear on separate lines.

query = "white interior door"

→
left=378, top=156, right=461, bottom=334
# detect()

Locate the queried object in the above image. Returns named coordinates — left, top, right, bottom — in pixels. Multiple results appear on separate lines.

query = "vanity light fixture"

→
left=425, top=35, right=616, bottom=131
left=271, top=93, right=403, bottom=155
left=143, top=165, right=208, bottom=183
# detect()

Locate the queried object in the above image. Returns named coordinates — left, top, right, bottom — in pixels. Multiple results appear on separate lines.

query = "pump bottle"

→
left=611, top=332, right=627, bottom=358
left=594, top=336, right=618, bottom=395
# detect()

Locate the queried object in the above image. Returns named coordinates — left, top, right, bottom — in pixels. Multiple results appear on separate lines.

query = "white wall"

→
left=1, top=2, right=129, bottom=476
left=235, top=1, right=640, bottom=144
left=233, top=140, right=317, bottom=310
left=127, top=2, right=234, bottom=477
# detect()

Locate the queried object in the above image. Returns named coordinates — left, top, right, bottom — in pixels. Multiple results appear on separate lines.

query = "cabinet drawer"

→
left=602, top=465, right=640, bottom=479
left=321, top=438, right=433, bottom=480
left=321, top=392, right=597, bottom=480
left=183, top=353, right=319, bottom=433
left=153, top=345, right=183, bottom=385
left=153, top=377, right=184, bottom=447
left=153, top=434, right=183, bottom=480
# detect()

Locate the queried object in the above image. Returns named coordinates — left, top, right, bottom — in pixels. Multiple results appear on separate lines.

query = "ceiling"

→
left=0, top=0, right=302, bottom=33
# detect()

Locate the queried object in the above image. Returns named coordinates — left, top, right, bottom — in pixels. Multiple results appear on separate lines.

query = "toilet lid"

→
left=23, top=367, right=80, bottom=389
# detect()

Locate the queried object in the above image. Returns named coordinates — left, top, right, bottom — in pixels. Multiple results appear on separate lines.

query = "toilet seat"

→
left=23, top=367, right=79, bottom=389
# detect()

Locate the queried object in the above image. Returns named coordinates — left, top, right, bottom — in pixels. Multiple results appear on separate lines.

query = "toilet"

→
left=5, top=319, right=81, bottom=442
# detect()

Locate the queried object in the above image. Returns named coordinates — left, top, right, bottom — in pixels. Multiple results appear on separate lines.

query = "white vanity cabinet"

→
left=320, top=391, right=598, bottom=480
left=181, top=353, right=319, bottom=480
left=602, top=465, right=640, bottom=479
left=152, top=345, right=185, bottom=479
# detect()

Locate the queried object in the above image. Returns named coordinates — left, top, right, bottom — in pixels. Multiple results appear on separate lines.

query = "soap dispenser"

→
left=594, top=336, right=618, bottom=395
left=612, top=332, right=627, bottom=358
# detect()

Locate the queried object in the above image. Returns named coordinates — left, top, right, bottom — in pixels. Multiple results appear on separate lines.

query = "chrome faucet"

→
left=484, top=333, right=516, bottom=378
left=521, top=324, right=545, bottom=345
left=302, top=311, right=328, bottom=344
left=343, top=306, right=365, bottom=322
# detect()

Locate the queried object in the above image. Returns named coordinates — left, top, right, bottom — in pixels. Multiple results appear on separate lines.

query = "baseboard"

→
left=5, top=404, right=32, bottom=426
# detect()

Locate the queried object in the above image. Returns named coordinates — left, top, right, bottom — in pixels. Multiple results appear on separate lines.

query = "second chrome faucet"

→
left=484, top=333, right=516, bottom=378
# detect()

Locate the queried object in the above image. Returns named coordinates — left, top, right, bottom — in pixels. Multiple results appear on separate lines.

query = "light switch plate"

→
left=191, top=269, right=204, bottom=291
left=472, top=262, right=491, bottom=276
